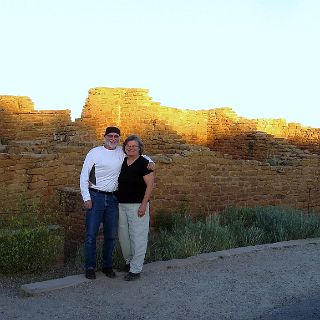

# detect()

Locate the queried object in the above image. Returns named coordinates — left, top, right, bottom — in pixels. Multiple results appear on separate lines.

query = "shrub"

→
left=0, top=194, right=64, bottom=274
left=153, top=209, right=177, bottom=231
left=154, top=207, right=189, bottom=231
left=146, top=211, right=234, bottom=262
left=0, top=226, right=64, bottom=274
left=254, top=206, right=320, bottom=242
left=72, top=206, right=320, bottom=272
left=217, top=206, right=320, bottom=245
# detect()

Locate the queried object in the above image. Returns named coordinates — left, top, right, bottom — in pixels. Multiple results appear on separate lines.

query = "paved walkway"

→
left=1, top=238, right=320, bottom=320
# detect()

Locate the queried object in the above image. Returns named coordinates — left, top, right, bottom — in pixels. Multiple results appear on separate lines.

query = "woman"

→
left=117, top=135, right=154, bottom=281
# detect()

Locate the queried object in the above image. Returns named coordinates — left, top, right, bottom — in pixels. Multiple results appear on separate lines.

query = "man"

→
left=80, top=126, right=154, bottom=280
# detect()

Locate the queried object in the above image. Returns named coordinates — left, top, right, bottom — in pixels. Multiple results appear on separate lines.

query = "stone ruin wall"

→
left=0, top=96, right=72, bottom=143
left=1, top=89, right=319, bottom=248
left=56, top=149, right=320, bottom=249
left=154, top=151, right=320, bottom=214
left=0, top=89, right=320, bottom=219
left=207, top=109, right=320, bottom=160
left=2, top=90, right=320, bottom=158
left=77, top=88, right=320, bottom=158
left=77, top=87, right=209, bottom=153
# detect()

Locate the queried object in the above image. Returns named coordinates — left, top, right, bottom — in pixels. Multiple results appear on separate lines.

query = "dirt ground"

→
left=1, top=238, right=320, bottom=320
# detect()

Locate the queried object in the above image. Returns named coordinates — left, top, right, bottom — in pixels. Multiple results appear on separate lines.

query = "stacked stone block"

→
left=0, top=96, right=73, bottom=142
left=0, top=89, right=320, bottom=251
left=207, top=109, right=320, bottom=160
left=77, top=88, right=208, bottom=153
left=0, top=96, right=34, bottom=112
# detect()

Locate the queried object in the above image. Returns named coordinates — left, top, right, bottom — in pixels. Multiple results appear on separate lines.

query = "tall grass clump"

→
left=219, top=206, right=320, bottom=244
left=146, top=206, right=320, bottom=263
left=73, top=206, right=320, bottom=270
left=145, top=209, right=234, bottom=262
left=254, top=206, right=320, bottom=242
left=218, top=206, right=267, bottom=246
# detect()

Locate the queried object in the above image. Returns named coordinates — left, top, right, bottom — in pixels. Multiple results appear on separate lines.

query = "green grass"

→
left=0, top=226, right=64, bottom=274
left=0, top=193, right=64, bottom=274
left=144, top=206, right=320, bottom=263
left=73, top=205, right=320, bottom=270
left=3, top=205, right=318, bottom=276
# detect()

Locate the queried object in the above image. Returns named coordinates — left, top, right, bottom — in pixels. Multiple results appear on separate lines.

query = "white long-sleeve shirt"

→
left=80, top=146, right=125, bottom=201
left=80, top=145, right=152, bottom=201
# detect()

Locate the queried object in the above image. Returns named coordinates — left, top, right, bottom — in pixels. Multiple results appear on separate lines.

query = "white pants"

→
left=118, top=203, right=150, bottom=274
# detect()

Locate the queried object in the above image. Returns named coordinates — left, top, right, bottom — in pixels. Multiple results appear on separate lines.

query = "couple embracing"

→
left=80, top=127, right=155, bottom=281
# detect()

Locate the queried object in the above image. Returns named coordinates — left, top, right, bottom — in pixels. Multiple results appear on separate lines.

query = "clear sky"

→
left=1, top=0, right=319, bottom=127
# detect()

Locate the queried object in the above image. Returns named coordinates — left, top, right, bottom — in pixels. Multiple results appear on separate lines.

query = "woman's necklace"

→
left=127, top=156, right=139, bottom=166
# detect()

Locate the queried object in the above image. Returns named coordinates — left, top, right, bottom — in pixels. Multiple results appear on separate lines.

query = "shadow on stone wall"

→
left=1, top=89, right=320, bottom=260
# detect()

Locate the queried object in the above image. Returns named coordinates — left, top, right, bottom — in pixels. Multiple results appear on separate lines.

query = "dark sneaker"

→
left=124, top=272, right=140, bottom=281
left=102, top=267, right=117, bottom=278
left=117, top=264, right=130, bottom=272
left=85, top=269, right=96, bottom=280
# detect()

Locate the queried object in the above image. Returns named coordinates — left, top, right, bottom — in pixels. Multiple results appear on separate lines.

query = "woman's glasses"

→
left=126, top=145, right=139, bottom=149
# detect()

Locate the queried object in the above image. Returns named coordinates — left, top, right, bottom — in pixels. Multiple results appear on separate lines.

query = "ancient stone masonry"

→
left=207, top=110, right=320, bottom=160
left=0, top=96, right=74, bottom=143
left=0, top=88, right=320, bottom=249
left=0, top=96, right=34, bottom=113
left=76, top=87, right=208, bottom=154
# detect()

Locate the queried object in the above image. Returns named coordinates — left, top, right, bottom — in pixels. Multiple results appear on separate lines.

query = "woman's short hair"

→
left=122, top=134, right=144, bottom=155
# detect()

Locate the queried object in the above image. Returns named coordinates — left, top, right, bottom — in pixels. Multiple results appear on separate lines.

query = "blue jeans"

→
left=85, top=190, right=119, bottom=270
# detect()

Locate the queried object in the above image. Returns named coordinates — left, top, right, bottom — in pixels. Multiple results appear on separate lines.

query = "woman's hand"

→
left=138, top=172, right=154, bottom=217
left=138, top=203, right=147, bottom=217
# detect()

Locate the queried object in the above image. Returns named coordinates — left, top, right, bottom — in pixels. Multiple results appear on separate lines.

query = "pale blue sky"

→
left=1, top=0, right=319, bottom=127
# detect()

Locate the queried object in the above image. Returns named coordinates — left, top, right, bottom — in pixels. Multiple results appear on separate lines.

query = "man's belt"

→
left=89, top=188, right=115, bottom=195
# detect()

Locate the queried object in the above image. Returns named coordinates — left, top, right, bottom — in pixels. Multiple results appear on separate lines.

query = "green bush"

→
left=147, top=206, right=320, bottom=263
left=219, top=206, right=257, bottom=228
left=217, top=206, right=320, bottom=245
left=0, top=226, right=64, bottom=274
left=154, top=207, right=189, bottom=231
left=72, top=206, right=320, bottom=271
left=254, top=206, right=320, bottom=242
left=153, top=209, right=176, bottom=231
left=0, top=194, right=63, bottom=274
left=145, top=219, right=234, bottom=262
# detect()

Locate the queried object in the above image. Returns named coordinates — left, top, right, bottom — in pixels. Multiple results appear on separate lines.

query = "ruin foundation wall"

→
left=0, top=89, right=320, bottom=246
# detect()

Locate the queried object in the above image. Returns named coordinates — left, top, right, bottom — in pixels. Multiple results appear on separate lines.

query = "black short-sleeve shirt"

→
left=117, top=156, right=152, bottom=203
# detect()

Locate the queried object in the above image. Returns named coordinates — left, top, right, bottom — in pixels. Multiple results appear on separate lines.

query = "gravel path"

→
left=1, top=238, right=320, bottom=320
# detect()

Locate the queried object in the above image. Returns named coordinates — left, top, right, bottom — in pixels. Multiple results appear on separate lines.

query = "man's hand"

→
left=84, top=200, right=92, bottom=209
left=147, top=162, right=155, bottom=171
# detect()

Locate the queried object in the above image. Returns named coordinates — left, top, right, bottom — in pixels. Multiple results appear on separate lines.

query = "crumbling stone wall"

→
left=152, top=151, right=320, bottom=215
left=0, top=88, right=319, bottom=219
left=0, top=96, right=34, bottom=113
left=77, top=88, right=320, bottom=158
left=1, top=88, right=320, bottom=250
left=207, top=111, right=320, bottom=159
left=0, top=153, right=78, bottom=206
left=2, top=90, right=319, bottom=157
left=0, top=96, right=73, bottom=142
left=55, top=148, right=320, bottom=249
left=76, top=88, right=208, bottom=152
